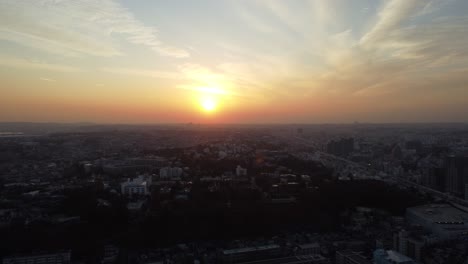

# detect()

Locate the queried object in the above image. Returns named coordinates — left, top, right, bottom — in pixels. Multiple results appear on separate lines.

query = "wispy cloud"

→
left=100, top=67, right=180, bottom=79
left=360, top=0, right=427, bottom=47
left=0, top=55, right=82, bottom=72
left=258, top=0, right=303, bottom=33
left=0, top=0, right=189, bottom=58
left=228, top=0, right=468, bottom=120
left=39, top=77, right=56, bottom=82
left=313, top=0, right=468, bottom=102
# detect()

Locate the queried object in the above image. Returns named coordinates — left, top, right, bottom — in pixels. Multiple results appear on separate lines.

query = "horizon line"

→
left=1, top=121, right=468, bottom=126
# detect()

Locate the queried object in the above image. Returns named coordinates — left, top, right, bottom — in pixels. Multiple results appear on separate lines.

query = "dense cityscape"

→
left=2, top=0, right=468, bottom=263
left=1, top=122, right=467, bottom=264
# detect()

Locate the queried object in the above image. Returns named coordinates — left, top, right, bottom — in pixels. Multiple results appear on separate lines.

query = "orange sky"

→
left=1, top=0, right=468, bottom=123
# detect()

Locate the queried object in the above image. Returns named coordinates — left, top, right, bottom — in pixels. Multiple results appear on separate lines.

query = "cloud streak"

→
left=100, top=67, right=180, bottom=79
left=39, top=77, right=56, bottom=82
left=0, top=0, right=189, bottom=58
left=0, top=55, right=82, bottom=72
left=360, top=0, right=427, bottom=47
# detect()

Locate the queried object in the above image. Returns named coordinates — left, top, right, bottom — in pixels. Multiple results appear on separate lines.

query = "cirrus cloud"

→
left=0, top=0, right=189, bottom=58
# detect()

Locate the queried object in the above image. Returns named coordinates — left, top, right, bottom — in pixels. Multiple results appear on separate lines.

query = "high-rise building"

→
left=393, top=230, right=425, bottom=261
left=445, top=155, right=468, bottom=197
left=421, top=167, right=445, bottom=192
left=405, top=140, right=423, bottom=154
left=391, top=145, right=403, bottom=160
left=327, top=138, right=354, bottom=157
left=465, top=184, right=468, bottom=201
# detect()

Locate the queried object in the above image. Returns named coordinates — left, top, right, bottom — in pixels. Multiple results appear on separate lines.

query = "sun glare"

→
left=201, top=97, right=217, bottom=112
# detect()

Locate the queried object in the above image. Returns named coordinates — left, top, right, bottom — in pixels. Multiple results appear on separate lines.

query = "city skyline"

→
left=1, top=0, right=468, bottom=124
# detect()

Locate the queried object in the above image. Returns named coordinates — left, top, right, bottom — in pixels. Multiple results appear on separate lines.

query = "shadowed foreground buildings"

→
left=2, top=251, right=71, bottom=264
left=1, top=123, right=468, bottom=263
left=393, top=203, right=468, bottom=262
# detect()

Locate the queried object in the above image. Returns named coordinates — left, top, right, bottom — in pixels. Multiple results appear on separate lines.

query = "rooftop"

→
left=407, top=204, right=468, bottom=223
left=297, top=243, right=320, bottom=249
left=386, top=250, right=414, bottom=262
left=239, top=254, right=326, bottom=264
left=121, top=175, right=151, bottom=186
left=223, top=244, right=280, bottom=255
left=374, top=249, right=415, bottom=264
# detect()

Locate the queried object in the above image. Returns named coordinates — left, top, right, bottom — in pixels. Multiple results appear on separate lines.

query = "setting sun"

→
left=200, top=97, right=217, bottom=112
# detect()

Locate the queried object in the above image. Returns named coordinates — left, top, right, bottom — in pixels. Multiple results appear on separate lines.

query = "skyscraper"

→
left=445, top=155, right=468, bottom=197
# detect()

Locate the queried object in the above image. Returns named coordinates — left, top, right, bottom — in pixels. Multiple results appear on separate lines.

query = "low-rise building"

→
left=121, top=175, right=151, bottom=197
left=239, top=254, right=329, bottom=264
left=295, top=243, right=320, bottom=256
left=406, top=204, right=468, bottom=241
left=2, top=251, right=71, bottom=264
left=160, top=167, right=183, bottom=179
left=373, top=249, right=415, bottom=264
left=222, top=244, right=281, bottom=263
left=336, top=250, right=372, bottom=264
left=236, top=165, right=247, bottom=177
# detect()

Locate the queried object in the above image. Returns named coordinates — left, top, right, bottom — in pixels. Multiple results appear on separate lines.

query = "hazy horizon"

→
left=1, top=121, right=468, bottom=126
left=1, top=0, right=468, bottom=123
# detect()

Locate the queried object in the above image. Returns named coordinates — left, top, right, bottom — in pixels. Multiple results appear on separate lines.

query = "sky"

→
left=1, top=0, right=468, bottom=124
